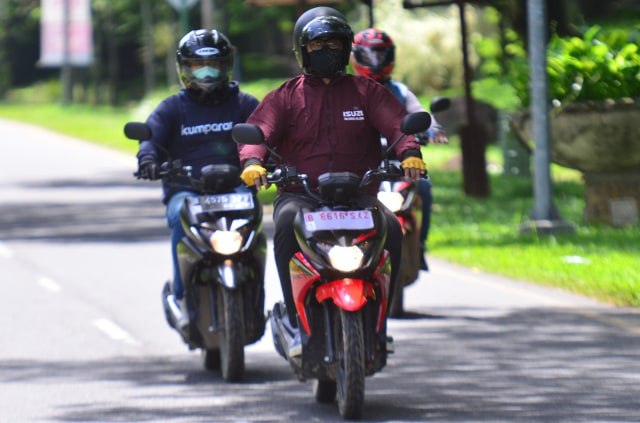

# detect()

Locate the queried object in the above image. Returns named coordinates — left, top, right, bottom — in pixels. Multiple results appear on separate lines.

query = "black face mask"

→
left=307, top=47, right=344, bottom=78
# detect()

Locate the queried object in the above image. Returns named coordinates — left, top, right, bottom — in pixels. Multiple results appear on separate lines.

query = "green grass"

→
left=428, top=159, right=639, bottom=306
left=0, top=102, right=138, bottom=154
left=0, top=81, right=638, bottom=307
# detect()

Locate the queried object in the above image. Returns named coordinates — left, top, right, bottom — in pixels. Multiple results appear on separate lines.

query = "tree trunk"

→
left=201, top=0, right=213, bottom=29
left=213, top=0, right=228, bottom=34
left=460, top=123, right=490, bottom=197
left=106, top=6, right=119, bottom=105
left=0, top=0, right=9, bottom=98
left=141, top=0, right=155, bottom=95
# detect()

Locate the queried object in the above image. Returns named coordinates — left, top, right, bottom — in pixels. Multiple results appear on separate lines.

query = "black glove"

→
left=416, top=133, right=430, bottom=146
left=138, top=155, right=158, bottom=180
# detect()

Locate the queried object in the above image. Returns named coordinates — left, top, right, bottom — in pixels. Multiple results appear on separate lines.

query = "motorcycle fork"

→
left=207, top=284, right=218, bottom=333
left=322, top=301, right=335, bottom=363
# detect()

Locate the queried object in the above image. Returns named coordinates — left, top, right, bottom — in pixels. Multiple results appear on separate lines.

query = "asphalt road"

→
left=1, top=118, right=639, bottom=422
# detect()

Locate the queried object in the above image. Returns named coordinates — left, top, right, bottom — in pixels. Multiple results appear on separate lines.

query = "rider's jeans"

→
left=416, top=176, right=433, bottom=247
left=165, top=191, right=197, bottom=299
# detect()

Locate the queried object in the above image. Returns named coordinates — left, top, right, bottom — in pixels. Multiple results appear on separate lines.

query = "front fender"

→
left=216, top=260, right=237, bottom=289
left=315, top=278, right=375, bottom=311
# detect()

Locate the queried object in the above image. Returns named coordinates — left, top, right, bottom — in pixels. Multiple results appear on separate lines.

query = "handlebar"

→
left=135, top=159, right=197, bottom=187
left=265, top=162, right=405, bottom=205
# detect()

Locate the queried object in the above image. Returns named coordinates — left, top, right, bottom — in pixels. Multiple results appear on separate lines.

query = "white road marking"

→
left=93, top=318, right=141, bottom=346
left=0, top=243, right=14, bottom=259
left=38, top=276, right=61, bottom=293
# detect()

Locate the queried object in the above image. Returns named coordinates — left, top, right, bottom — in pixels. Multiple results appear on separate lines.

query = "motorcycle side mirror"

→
left=429, top=96, right=451, bottom=113
left=384, top=111, right=432, bottom=167
left=124, top=122, right=152, bottom=141
left=232, top=123, right=264, bottom=145
left=400, top=111, right=431, bottom=135
left=232, top=123, right=283, bottom=162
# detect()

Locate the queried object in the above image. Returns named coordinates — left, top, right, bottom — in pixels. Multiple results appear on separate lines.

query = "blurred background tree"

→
left=0, top=0, right=638, bottom=107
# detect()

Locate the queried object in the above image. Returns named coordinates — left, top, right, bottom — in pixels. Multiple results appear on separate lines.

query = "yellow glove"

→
left=240, top=164, right=267, bottom=187
left=401, top=156, right=426, bottom=172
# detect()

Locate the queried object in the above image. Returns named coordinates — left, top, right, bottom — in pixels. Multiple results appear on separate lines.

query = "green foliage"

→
left=241, top=78, right=285, bottom=101
left=4, top=79, right=62, bottom=103
left=240, top=53, right=295, bottom=80
left=507, top=25, right=640, bottom=107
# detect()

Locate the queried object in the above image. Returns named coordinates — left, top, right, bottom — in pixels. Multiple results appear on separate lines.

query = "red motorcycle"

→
left=232, top=111, right=430, bottom=420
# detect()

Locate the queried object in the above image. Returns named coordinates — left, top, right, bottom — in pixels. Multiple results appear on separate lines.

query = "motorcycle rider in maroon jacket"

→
left=238, top=7, right=429, bottom=352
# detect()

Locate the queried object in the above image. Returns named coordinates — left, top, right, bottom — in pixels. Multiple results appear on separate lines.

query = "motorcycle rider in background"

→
left=238, top=7, right=428, bottom=352
left=351, top=28, right=448, bottom=271
left=136, top=29, right=259, bottom=321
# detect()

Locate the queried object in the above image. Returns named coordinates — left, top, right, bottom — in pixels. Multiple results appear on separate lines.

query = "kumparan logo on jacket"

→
left=342, top=109, right=365, bottom=121
left=181, top=121, right=233, bottom=135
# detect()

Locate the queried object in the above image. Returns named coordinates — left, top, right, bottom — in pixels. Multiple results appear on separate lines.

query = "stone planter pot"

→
left=511, top=98, right=640, bottom=226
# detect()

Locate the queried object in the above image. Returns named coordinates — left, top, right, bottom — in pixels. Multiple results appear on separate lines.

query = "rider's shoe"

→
left=162, top=281, right=189, bottom=330
left=288, top=329, right=302, bottom=358
left=386, top=335, right=395, bottom=354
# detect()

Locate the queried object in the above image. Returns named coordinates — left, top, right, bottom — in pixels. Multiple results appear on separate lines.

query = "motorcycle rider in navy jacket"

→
left=136, top=29, right=259, bottom=318
left=238, top=7, right=428, bottom=353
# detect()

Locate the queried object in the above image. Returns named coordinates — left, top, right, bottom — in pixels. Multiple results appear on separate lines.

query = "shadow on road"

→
left=0, top=196, right=169, bottom=242
left=0, top=177, right=276, bottom=243
left=2, top=308, right=639, bottom=421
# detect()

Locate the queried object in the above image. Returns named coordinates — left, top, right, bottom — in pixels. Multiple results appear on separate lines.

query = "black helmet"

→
left=176, top=29, right=234, bottom=93
left=293, top=7, right=354, bottom=75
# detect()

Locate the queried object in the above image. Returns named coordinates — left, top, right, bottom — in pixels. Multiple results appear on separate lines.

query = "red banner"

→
left=39, top=0, right=93, bottom=67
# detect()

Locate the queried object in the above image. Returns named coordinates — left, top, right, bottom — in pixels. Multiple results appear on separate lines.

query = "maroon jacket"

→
left=239, top=74, right=422, bottom=191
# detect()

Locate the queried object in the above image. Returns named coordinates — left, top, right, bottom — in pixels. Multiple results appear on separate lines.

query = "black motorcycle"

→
left=124, top=122, right=266, bottom=382
left=232, top=111, right=430, bottom=419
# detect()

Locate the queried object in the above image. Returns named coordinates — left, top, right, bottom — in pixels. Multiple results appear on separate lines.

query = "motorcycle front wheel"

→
left=335, top=309, right=365, bottom=419
left=219, top=287, right=245, bottom=382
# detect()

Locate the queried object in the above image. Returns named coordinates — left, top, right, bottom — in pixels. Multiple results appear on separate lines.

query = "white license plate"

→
left=303, top=210, right=374, bottom=231
left=193, top=193, right=254, bottom=212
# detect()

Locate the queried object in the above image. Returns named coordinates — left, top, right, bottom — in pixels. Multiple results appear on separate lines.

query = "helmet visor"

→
left=352, top=45, right=394, bottom=70
left=180, top=57, right=231, bottom=90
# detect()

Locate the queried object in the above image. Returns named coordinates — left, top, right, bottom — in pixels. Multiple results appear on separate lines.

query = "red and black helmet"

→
left=351, top=28, right=395, bottom=82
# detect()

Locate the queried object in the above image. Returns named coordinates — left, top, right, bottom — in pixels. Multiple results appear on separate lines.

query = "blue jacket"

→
left=138, top=83, right=259, bottom=203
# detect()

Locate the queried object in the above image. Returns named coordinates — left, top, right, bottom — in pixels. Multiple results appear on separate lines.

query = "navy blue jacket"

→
left=138, top=83, right=259, bottom=203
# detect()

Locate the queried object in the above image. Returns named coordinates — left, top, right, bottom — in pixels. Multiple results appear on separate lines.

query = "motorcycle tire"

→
left=219, top=287, right=245, bottom=382
left=313, top=379, right=337, bottom=403
left=335, top=309, right=365, bottom=419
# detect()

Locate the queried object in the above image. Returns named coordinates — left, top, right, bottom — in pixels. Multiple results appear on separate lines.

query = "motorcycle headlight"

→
left=209, top=230, right=243, bottom=255
left=377, top=191, right=404, bottom=213
left=328, top=245, right=364, bottom=272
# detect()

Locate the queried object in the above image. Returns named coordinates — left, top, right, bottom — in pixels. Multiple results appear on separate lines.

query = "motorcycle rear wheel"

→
left=336, top=309, right=365, bottom=419
left=219, top=287, right=245, bottom=382
left=390, top=225, right=421, bottom=317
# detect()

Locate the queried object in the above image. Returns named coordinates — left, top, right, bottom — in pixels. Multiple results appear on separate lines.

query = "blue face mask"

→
left=192, top=66, right=222, bottom=80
